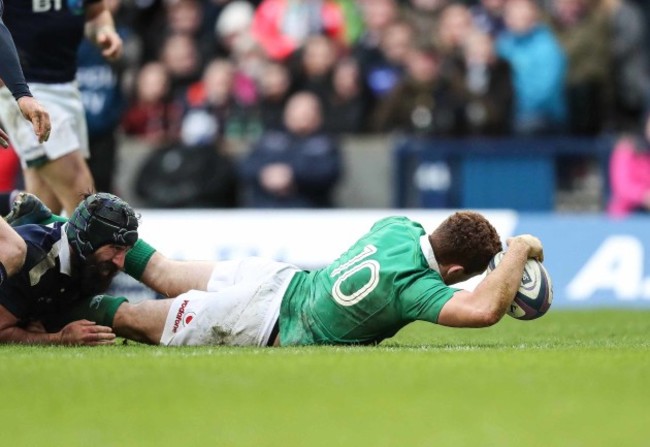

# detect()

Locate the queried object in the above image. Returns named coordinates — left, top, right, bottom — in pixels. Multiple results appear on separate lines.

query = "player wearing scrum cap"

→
left=4, top=193, right=545, bottom=347
left=0, top=192, right=137, bottom=345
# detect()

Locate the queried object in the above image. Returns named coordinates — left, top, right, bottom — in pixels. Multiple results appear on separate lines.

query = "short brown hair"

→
left=429, top=211, right=502, bottom=275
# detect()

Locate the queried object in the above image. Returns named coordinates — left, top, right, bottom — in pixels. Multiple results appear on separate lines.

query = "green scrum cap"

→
left=66, top=193, right=139, bottom=259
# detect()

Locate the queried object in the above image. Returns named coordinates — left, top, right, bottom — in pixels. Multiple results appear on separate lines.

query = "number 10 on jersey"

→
left=330, top=245, right=380, bottom=307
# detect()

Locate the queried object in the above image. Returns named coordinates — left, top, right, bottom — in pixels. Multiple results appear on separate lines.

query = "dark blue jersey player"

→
left=1, top=192, right=228, bottom=345
left=0, top=193, right=137, bottom=345
left=0, top=0, right=50, bottom=147
left=0, top=0, right=122, bottom=215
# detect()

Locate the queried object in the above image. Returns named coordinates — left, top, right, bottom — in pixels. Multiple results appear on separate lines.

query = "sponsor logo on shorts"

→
left=172, top=300, right=190, bottom=334
left=184, top=312, right=196, bottom=327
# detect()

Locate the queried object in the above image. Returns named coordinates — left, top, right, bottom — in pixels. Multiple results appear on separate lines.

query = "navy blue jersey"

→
left=0, top=0, right=31, bottom=99
left=0, top=222, right=84, bottom=324
left=2, top=0, right=101, bottom=83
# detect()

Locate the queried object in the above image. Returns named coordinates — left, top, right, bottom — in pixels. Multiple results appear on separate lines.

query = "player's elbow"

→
left=474, top=307, right=505, bottom=327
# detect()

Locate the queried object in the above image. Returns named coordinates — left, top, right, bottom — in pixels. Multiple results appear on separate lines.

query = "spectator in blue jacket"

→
left=239, top=91, right=341, bottom=208
left=496, top=0, right=568, bottom=134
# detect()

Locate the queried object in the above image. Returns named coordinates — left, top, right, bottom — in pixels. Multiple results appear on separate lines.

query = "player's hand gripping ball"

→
left=487, top=251, right=553, bottom=320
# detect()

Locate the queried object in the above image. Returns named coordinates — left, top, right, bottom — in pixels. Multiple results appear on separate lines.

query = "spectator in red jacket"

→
left=121, top=62, right=181, bottom=147
left=251, top=0, right=347, bottom=61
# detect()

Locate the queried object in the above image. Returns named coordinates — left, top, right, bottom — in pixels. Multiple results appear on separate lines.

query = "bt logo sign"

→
left=33, top=0, right=63, bottom=12
left=33, top=0, right=83, bottom=14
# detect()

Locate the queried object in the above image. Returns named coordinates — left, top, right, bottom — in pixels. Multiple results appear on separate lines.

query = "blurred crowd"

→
left=5, top=0, right=650, bottom=212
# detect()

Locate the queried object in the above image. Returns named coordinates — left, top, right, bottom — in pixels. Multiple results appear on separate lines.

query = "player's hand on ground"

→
left=16, top=96, right=51, bottom=144
left=96, top=28, right=123, bottom=62
left=0, top=128, right=9, bottom=148
left=59, top=319, right=116, bottom=346
left=506, top=234, right=544, bottom=262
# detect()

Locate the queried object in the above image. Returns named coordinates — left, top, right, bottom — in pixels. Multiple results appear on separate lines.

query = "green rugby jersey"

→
left=279, top=216, right=459, bottom=345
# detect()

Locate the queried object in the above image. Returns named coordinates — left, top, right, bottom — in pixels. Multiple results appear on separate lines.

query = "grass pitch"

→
left=1, top=310, right=647, bottom=447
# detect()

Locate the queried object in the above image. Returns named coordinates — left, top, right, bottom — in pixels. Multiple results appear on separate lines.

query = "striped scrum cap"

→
left=66, top=193, right=139, bottom=259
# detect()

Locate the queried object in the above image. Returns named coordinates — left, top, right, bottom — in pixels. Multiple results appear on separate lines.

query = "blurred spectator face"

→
left=215, top=0, right=254, bottom=52
left=481, top=0, right=506, bottom=14
left=504, top=0, right=540, bottom=35
left=160, top=34, right=200, bottom=80
left=409, top=0, right=448, bottom=12
left=232, top=36, right=267, bottom=80
left=302, top=35, right=338, bottom=78
left=361, top=0, right=398, bottom=34
left=203, top=59, right=235, bottom=104
left=166, top=0, right=203, bottom=36
left=136, top=62, right=170, bottom=103
left=381, top=22, right=415, bottom=64
left=283, top=92, right=323, bottom=135
left=406, top=48, right=440, bottom=83
left=437, top=4, right=474, bottom=51
left=552, top=0, right=589, bottom=25
left=333, top=59, right=361, bottom=99
left=463, top=30, right=496, bottom=66
left=259, top=62, right=291, bottom=99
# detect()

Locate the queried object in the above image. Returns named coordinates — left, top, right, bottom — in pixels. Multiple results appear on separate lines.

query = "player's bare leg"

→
left=22, top=168, right=62, bottom=214
left=112, top=299, right=174, bottom=345
left=140, top=252, right=218, bottom=297
left=26, top=150, right=95, bottom=215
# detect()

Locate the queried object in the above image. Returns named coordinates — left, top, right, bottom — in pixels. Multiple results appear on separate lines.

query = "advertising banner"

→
left=516, top=215, right=650, bottom=308
left=110, top=210, right=650, bottom=309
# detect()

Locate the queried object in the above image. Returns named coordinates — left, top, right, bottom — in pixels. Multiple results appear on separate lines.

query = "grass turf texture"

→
left=1, top=310, right=647, bottom=447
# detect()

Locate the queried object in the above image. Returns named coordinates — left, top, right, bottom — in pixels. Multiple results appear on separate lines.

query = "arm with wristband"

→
left=134, top=248, right=216, bottom=297
left=0, top=303, right=115, bottom=345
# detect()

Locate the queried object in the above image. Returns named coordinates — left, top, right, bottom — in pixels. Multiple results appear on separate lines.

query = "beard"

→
left=78, top=258, right=120, bottom=297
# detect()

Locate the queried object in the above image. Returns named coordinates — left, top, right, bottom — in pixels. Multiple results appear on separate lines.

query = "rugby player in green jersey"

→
left=109, top=212, right=543, bottom=347
left=6, top=193, right=544, bottom=347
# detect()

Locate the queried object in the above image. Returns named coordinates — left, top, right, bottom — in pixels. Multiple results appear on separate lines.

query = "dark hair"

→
left=429, top=211, right=502, bottom=275
left=66, top=193, right=139, bottom=260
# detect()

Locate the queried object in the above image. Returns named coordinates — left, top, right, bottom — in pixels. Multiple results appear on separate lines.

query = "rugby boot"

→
left=4, top=192, right=53, bottom=226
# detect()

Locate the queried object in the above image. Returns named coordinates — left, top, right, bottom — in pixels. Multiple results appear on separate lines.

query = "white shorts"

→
left=0, top=83, right=89, bottom=168
left=160, top=257, right=299, bottom=347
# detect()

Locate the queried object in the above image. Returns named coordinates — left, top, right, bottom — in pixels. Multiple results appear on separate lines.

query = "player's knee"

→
left=114, top=301, right=166, bottom=345
left=1, top=237, right=27, bottom=276
left=42, top=153, right=93, bottom=188
left=113, top=302, right=154, bottom=344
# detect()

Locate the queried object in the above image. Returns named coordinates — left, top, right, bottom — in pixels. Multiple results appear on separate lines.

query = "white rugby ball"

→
left=486, top=251, right=553, bottom=320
